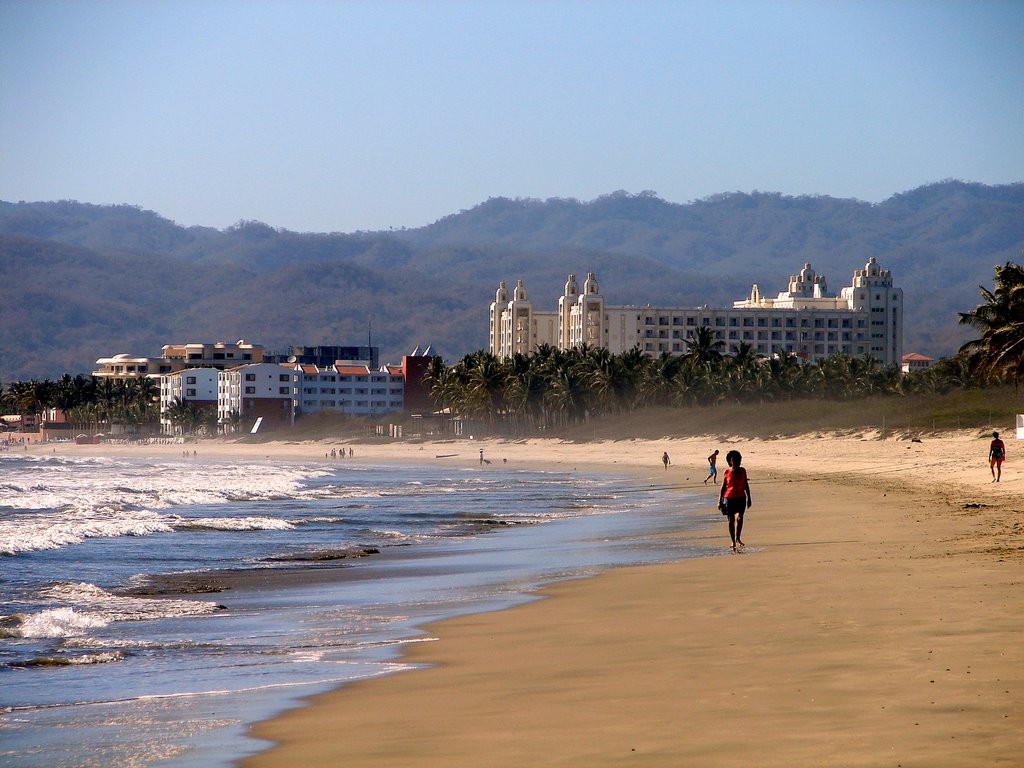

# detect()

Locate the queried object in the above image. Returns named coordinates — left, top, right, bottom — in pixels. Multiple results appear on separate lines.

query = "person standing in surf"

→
left=719, top=449, right=752, bottom=550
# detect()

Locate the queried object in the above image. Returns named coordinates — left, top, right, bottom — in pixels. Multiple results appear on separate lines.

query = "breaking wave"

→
left=7, top=582, right=222, bottom=639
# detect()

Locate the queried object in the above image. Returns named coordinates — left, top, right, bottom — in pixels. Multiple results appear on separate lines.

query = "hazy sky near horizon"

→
left=2, top=0, right=1022, bottom=233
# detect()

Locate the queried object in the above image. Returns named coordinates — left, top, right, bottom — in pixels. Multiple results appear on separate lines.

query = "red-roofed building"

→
left=901, top=352, right=934, bottom=374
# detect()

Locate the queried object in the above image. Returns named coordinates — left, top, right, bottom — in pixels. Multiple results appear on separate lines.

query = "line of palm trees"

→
left=0, top=373, right=242, bottom=436
left=0, top=374, right=159, bottom=432
left=423, top=327, right=981, bottom=434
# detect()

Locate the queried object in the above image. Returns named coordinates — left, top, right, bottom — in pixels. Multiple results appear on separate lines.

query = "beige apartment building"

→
left=489, top=258, right=903, bottom=365
left=93, top=340, right=264, bottom=380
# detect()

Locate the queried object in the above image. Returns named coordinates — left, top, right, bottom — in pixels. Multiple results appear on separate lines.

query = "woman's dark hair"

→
left=725, top=449, right=742, bottom=466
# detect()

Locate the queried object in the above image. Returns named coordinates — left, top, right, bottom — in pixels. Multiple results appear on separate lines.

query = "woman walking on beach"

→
left=989, top=431, right=1005, bottom=482
left=719, top=450, right=752, bottom=550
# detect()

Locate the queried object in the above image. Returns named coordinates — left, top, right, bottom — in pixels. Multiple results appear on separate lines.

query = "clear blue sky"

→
left=2, top=0, right=1021, bottom=233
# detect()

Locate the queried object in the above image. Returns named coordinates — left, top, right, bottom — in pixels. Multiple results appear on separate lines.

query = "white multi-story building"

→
left=489, top=258, right=903, bottom=365
left=159, top=367, right=219, bottom=433
left=328, top=364, right=405, bottom=416
left=217, top=363, right=299, bottom=432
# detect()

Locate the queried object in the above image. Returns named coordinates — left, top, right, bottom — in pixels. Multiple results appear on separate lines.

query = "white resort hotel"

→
left=489, top=258, right=903, bottom=365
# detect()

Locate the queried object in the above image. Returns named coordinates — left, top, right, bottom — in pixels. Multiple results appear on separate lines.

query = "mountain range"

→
left=2, top=180, right=1023, bottom=382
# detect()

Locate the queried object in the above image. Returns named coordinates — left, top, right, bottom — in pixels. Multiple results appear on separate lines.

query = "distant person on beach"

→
left=662, top=452, right=670, bottom=470
left=719, top=450, right=752, bottom=550
left=989, top=431, right=1005, bottom=482
left=704, top=449, right=719, bottom=485
left=480, top=449, right=485, bottom=466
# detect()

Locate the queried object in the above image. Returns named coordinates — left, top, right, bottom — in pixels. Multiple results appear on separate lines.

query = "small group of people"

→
left=661, top=446, right=751, bottom=550
left=327, top=447, right=354, bottom=459
left=660, top=431, right=1007, bottom=552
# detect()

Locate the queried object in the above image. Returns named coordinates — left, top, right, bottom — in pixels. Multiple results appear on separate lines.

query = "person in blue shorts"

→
left=704, top=449, right=719, bottom=485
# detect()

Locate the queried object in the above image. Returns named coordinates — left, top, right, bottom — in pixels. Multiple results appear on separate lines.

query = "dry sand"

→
left=39, top=432, right=1024, bottom=765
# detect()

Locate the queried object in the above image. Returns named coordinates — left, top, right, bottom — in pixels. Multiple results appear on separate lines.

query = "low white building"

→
left=291, top=363, right=404, bottom=416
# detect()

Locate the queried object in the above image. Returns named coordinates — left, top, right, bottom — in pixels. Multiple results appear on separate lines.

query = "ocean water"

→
left=0, top=452, right=708, bottom=767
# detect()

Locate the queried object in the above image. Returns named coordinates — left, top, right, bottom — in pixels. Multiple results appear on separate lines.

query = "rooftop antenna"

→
left=367, top=316, right=372, bottom=348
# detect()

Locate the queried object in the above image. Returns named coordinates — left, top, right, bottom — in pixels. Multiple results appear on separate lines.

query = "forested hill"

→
left=1, top=180, right=1022, bottom=382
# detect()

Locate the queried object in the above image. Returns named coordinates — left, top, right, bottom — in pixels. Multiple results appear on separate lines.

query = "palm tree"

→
left=639, top=352, right=683, bottom=406
left=958, top=260, right=1024, bottom=384
left=682, top=327, right=725, bottom=373
left=53, top=374, right=93, bottom=418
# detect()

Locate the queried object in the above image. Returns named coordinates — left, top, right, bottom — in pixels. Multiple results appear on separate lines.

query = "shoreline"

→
left=24, top=432, right=1024, bottom=765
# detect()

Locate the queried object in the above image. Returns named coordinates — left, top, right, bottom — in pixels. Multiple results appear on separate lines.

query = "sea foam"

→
left=10, top=582, right=222, bottom=639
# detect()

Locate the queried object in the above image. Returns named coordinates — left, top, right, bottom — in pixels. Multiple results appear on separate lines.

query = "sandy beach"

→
left=38, top=432, right=1024, bottom=765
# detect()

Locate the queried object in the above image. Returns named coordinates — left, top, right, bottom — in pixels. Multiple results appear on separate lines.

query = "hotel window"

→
left=245, top=373, right=256, bottom=381
left=186, top=376, right=196, bottom=384
left=715, top=318, right=725, bottom=326
left=245, top=386, right=255, bottom=394
left=279, top=387, right=290, bottom=395
left=659, top=317, right=668, bottom=326
left=279, top=374, right=290, bottom=382
left=186, top=388, right=196, bottom=397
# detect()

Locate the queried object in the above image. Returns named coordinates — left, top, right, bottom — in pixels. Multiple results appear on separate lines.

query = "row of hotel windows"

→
left=641, top=330, right=872, bottom=341
left=637, top=316, right=863, bottom=329
left=303, top=388, right=403, bottom=395
left=184, top=352, right=252, bottom=360
left=301, top=400, right=403, bottom=409
left=300, top=375, right=403, bottom=383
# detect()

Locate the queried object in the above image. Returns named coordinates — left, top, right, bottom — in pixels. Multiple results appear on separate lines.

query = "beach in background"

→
left=3, top=431, right=1022, bottom=767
